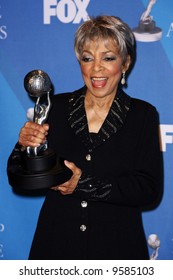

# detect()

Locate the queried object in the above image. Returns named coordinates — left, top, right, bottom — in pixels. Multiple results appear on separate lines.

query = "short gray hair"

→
left=74, top=15, right=136, bottom=66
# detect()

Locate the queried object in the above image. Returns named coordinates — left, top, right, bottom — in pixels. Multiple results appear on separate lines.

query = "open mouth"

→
left=91, top=77, right=107, bottom=88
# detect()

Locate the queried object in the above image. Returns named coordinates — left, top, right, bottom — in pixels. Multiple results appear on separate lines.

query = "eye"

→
left=103, top=56, right=116, bottom=61
left=81, top=56, right=93, bottom=62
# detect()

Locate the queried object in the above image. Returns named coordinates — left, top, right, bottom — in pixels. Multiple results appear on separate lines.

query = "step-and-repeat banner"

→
left=0, top=0, right=173, bottom=260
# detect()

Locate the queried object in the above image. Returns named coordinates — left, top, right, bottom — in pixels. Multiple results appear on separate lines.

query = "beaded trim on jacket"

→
left=68, top=86, right=131, bottom=150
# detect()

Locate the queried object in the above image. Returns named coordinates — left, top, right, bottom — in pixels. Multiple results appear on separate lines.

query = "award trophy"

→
left=133, top=0, right=162, bottom=42
left=148, top=234, right=160, bottom=260
left=8, top=70, right=72, bottom=190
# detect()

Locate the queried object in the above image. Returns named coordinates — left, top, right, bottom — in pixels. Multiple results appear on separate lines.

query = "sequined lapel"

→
left=68, top=86, right=131, bottom=150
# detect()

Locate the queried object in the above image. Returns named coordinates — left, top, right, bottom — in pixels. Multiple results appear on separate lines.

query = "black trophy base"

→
left=138, top=20, right=156, bottom=32
left=133, top=20, right=162, bottom=42
left=8, top=149, right=72, bottom=190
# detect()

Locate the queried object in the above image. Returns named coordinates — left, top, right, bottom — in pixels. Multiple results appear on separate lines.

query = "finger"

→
left=64, top=160, right=81, bottom=177
left=58, top=186, right=68, bottom=193
left=51, top=186, right=70, bottom=195
left=20, top=129, right=46, bottom=141
left=19, top=136, right=42, bottom=147
left=19, top=122, right=48, bottom=146
left=42, top=123, right=49, bottom=132
left=25, top=122, right=48, bottom=134
left=19, top=131, right=46, bottom=146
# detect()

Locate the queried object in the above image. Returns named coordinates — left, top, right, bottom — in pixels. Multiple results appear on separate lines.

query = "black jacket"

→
left=8, top=86, right=163, bottom=260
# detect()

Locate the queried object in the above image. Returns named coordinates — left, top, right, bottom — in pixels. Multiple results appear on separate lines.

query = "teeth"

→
left=92, top=77, right=107, bottom=81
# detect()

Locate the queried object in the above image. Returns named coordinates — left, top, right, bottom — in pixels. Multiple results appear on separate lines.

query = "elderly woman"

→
left=8, top=15, right=163, bottom=260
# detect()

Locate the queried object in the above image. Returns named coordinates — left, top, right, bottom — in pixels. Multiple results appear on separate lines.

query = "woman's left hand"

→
left=51, top=160, right=82, bottom=195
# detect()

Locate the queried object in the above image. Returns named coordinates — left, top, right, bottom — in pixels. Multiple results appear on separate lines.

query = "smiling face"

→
left=79, top=38, right=131, bottom=100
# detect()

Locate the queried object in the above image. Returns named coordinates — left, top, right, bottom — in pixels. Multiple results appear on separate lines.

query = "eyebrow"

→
left=82, top=50, right=115, bottom=55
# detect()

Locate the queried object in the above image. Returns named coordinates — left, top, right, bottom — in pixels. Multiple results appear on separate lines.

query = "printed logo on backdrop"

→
left=160, top=125, right=173, bottom=152
left=0, top=223, right=5, bottom=258
left=0, top=5, right=8, bottom=39
left=133, top=0, right=162, bottom=42
left=44, top=0, right=90, bottom=24
left=0, top=223, right=5, bottom=232
left=166, top=22, right=173, bottom=38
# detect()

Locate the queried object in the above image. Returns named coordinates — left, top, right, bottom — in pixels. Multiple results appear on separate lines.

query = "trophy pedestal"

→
left=139, top=20, right=156, bottom=32
left=133, top=20, right=162, bottom=42
left=8, top=149, right=72, bottom=190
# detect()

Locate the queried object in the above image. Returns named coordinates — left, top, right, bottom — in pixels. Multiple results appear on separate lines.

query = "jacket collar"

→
left=68, top=86, right=131, bottom=150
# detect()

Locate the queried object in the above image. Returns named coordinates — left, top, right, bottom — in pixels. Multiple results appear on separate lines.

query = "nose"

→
left=93, top=58, right=103, bottom=72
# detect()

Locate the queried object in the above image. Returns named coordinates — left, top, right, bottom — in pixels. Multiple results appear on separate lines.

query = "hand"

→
left=18, top=121, right=49, bottom=148
left=51, top=160, right=82, bottom=195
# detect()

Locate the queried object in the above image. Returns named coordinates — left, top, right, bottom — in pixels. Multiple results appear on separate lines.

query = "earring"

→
left=121, top=72, right=126, bottom=85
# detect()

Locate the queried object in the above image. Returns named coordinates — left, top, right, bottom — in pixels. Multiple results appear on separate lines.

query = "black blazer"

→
left=9, top=87, right=163, bottom=260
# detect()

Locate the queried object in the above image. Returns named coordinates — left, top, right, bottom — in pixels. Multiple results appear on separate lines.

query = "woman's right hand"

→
left=18, top=121, right=49, bottom=148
